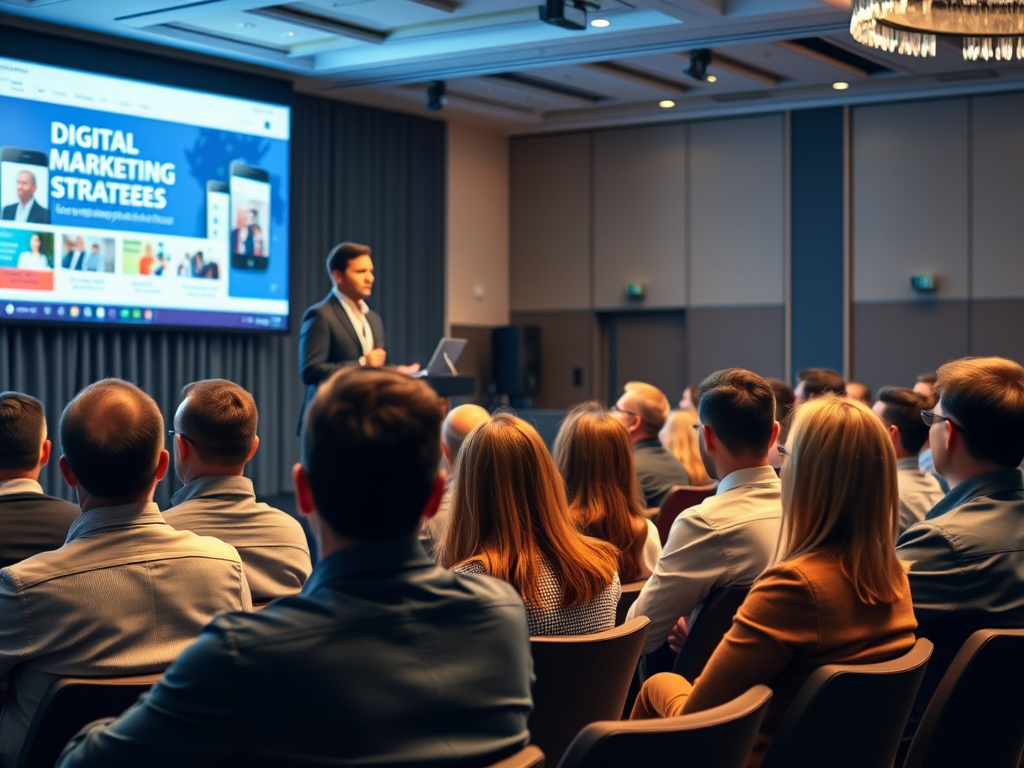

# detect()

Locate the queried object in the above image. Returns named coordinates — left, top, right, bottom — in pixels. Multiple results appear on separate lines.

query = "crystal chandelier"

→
left=851, top=0, right=1024, bottom=61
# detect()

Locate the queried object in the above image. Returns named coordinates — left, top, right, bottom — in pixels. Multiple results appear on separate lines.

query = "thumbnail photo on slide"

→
left=122, top=238, right=219, bottom=279
left=60, top=233, right=115, bottom=273
left=0, top=228, right=54, bottom=271
left=229, top=162, right=270, bottom=271
left=0, top=148, right=50, bottom=225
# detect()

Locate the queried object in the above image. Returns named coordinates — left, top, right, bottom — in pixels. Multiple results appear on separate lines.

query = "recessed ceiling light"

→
left=590, top=18, right=610, bottom=28
left=659, top=100, right=676, bottom=109
left=235, top=22, right=255, bottom=29
left=282, top=30, right=296, bottom=37
left=833, top=81, right=850, bottom=90
left=706, top=75, right=718, bottom=83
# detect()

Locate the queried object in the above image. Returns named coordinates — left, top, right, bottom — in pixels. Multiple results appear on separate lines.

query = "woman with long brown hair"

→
left=659, top=409, right=713, bottom=486
left=553, top=403, right=662, bottom=582
left=437, top=412, right=621, bottom=636
left=631, top=395, right=916, bottom=766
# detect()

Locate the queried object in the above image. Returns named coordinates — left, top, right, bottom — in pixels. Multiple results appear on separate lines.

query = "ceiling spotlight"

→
left=235, top=22, right=256, bottom=29
left=706, top=75, right=717, bottom=83
left=539, top=0, right=600, bottom=31
left=426, top=80, right=447, bottom=112
left=832, top=81, right=850, bottom=90
left=659, top=100, right=676, bottom=108
left=590, top=18, right=610, bottom=28
left=684, top=49, right=713, bottom=82
left=281, top=30, right=296, bottom=37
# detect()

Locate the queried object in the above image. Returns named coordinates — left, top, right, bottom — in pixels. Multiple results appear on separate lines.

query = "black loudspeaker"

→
left=492, top=325, right=540, bottom=397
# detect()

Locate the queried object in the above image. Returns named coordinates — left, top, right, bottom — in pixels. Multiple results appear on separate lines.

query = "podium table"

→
left=420, top=375, right=475, bottom=398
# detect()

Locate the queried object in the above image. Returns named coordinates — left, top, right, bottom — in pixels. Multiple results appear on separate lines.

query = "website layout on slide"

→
left=0, top=57, right=290, bottom=330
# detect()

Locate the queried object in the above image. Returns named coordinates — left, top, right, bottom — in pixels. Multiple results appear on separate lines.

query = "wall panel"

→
left=606, top=311, right=687, bottom=403
left=509, top=310, right=595, bottom=409
left=687, top=307, right=785, bottom=383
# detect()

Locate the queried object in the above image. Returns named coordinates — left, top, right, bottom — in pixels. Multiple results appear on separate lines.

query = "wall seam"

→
left=967, top=98, right=974, bottom=353
left=842, top=104, right=853, bottom=380
left=784, top=111, right=793, bottom=382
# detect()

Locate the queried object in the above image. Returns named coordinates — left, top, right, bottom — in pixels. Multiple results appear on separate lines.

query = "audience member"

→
left=632, top=395, right=915, bottom=768
left=659, top=409, right=712, bottom=486
left=553, top=403, right=662, bottom=582
left=913, top=371, right=947, bottom=490
left=421, top=403, right=490, bottom=558
left=679, top=385, right=701, bottom=412
left=439, top=413, right=620, bottom=636
left=794, top=367, right=844, bottom=404
left=627, top=368, right=782, bottom=656
left=612, top=381, right=689, bottom=508
left=0, top=392, right=79, bottom=568
left=845, top=381, right=872, bottom=406
left=897, top=356, right=1024, bottom=745
left=58, top=368, right=533, bottom=768
left=0, top=379, right=251, bottom=766
left=872, top=387, right=945, bottom=533
left=766, top=378, right=795, bottom=471
left=914, top=371, right=937, bottom=398
left=163, top=379, right=311, bottom=605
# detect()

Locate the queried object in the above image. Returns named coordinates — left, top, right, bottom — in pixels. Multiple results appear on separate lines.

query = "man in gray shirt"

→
left=164, top=379, right=311, bottom=605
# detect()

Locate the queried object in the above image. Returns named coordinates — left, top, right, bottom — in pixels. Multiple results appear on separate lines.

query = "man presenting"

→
left=1, top=171, right=49, bottom=224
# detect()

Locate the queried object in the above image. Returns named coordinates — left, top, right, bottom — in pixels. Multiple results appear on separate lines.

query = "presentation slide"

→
left=0, top=56, right=290, bottom=331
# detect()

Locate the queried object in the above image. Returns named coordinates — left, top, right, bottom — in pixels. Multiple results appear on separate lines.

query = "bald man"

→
left=421, top=404, right=490, bottom=559
left=845, top=381, right=872, bottom=406
left=0, top=379, right=250, bottom=765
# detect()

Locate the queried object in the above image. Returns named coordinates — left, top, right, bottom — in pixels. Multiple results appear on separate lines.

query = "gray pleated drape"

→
left=1, top=93, right=446, bottom=507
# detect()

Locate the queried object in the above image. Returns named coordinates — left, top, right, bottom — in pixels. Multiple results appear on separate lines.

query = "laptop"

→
left=413, top=338, right=468, bottom=377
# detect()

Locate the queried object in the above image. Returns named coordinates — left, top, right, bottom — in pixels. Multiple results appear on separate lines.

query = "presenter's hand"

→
left=396, top=363, right=421, bottom=376
left=667, top=616, right=689, bottom=653
left=365, top=348, right=387, bottom=367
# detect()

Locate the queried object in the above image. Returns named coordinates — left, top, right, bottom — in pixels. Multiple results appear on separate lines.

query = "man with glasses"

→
left=626, top=369, right=782, bottom=658
left=164, top=379, right=311, bottom=605
left=611, top=381, right=689, bottom=509
left=896, top=356, right=1024, bottom=751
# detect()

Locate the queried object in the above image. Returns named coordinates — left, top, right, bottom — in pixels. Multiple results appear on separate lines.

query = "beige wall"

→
left=446, top=121, right=510, bottom=329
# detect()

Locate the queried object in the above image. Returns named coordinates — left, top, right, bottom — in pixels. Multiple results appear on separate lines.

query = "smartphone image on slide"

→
left=206, top=180, right=229, bottom=247
left=229, top=162, right=270, bottom=271
left=0, top=147, right=50, bottom=225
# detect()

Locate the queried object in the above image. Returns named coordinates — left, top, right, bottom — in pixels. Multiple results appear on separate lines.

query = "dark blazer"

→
left=231, top=227, right=254, bottom=256
left=62, top=250, right=86, bottom=270
left=296, top=292, right=385, bottom=433
left=0, top=492, right=80, bottom=569
left=1, top=200, right=50, bottom=224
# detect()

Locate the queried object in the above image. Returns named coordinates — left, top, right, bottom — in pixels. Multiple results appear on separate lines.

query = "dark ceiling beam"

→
left=405, top=0, right=460, bottom=11
left=581, top=62, right=689, bottom=95
left=775, top=40, right=870, bottom=78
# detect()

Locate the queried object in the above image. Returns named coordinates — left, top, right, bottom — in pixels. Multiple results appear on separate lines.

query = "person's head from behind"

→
left=326, top=242, right=374, bottom=303
left=659, top=408, right=709, bottom=485
left=794, top=368, right=844, bottom=404
left=766, top=378, right=795, bottom=444
left=697, top=368, right=778, bottom=481
left=679, top=385, right=701, bottom=412
left=845, top=381, right=872, bottom=406
left=441, top=404, right=490, bottom=471
left=781, top=395, right=903, bottom=604
left=59, top=379, right=168, bottom=509
left=914, top=372, right=937, bottom=398
left=296, top=368, right=443, bottom=548
left=173, top=379, right=259, bottom=484
left=927, top=357, right=1024, bottom=485
left=612, top=381, right=670, bottom=442
left=0, top=392, right=51, bottom=481
left=872, top=387, right=934, bottom=459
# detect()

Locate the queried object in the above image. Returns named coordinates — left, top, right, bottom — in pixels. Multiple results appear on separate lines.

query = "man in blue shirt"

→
left=58, top=368, right=534, bottom=768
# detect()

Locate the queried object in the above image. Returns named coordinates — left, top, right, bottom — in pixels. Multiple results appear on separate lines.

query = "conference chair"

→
left=615, top=579, right=648, bottom=627
left=654, top=484, right=718, bottom=545
left=759, top=638, right=932, bottom=768
left=671, top=585, right=750, bottom=682
left=557, top=684, right=772, bottom=768
left=902, top=628, right=1024, bottom=768
left=18, top=673, right=162, bottom=768
left=487, top=745, right=545, bottom=768
left=529, top=616, right=650, bottom=767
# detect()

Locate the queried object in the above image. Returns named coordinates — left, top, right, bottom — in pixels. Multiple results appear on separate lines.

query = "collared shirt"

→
left=918, top=448, right=950, bottom=493
left=13, top=201, right=32, bottom=223
left=627, top=465, right=783, bottom=655
left=896, top=456, right=946, bottom=533
left=165, top=475, right=311, bottom=605
left=332, top=287, right=374, bottom=356
left=0, top=501, right=251, bottom=766
left=632, top=438, right=690, bottom=509
left=57, top=537, right=533, bottom=768
left=0, top=478, right=42, bottom=498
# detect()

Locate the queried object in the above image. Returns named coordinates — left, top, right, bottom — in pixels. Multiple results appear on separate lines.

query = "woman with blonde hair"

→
left=632, top=395, right=916, bottom=766
left=553, top=403, right=662, bottom=582
left=659, top=409, right=713, bottom=486
left=438, top=412, right=621, bottom=636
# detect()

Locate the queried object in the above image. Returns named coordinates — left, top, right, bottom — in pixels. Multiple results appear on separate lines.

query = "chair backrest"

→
left=903, top=628, right=1024, bottom=768
left=615, top=579, right=648, bottom=626
left=655, top=484, right=717, bottom=545
left=17, top=674, right=162, bottom=768
left=529, top=616, right=650, bottom=767
left=557, top=684, right=772, bottom=768
left=672, top=585, right=750, bottom=681
left=487, top=745, right=545, bottom=768
left=760, top=637, right=933, bottom=768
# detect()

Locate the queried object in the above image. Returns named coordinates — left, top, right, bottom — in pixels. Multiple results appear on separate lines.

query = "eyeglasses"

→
left=611, top=403, right=638, bottom=419
left=167, top=430, right=195, bottom=444
left=920, top=410, right=965, bottom=433
left=692, top=422, right=702, bottom=431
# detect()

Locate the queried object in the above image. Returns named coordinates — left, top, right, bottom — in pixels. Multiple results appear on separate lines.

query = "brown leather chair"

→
left=529, top=616, right=650, bottom=767
left=557, top=684, right=772, bottom=768
left=903, top=628, right=1024, bottom=768
left=488, top=745, right=545, bottom=768
left=671, top=585, right=750, bottom=682
left=654, top=484, right=718, bottom=545
left=17, top=673, right=162, bottom=768
left=615, top=579, right=648, bottom=626
left=760, top=638, right=933, bottom=768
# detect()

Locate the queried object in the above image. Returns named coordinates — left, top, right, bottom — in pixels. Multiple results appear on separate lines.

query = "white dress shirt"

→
left=896, top=456, right=946, bottom=533
left=13, top=201, right=32, bottom=223
left=0, top=478, right=43, bottom=497
left=626, top=465, right=782, bottom=655
left=332, top=288, right=374, bottom=361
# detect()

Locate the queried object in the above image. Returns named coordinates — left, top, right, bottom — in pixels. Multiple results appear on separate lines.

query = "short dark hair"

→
left=302, top=367, right=442, bottom=541
left=766, top=378, right=796, bottom=443
left=876, top=386, right=934, bottom=454
left=699, top=368, right=776, bottom=456
left=917, top=372, right=937, bottom=385
left=0, top=392, right=45, bottom=471
left=178, top=379, right=257, bottom=465
left=325, top=242, right=371, bottom=280
left=60, top=379, right=164, bottom=499
left=935, top=357, right=1024, bottom=468
left=798, top=368, right=845, bottom=398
